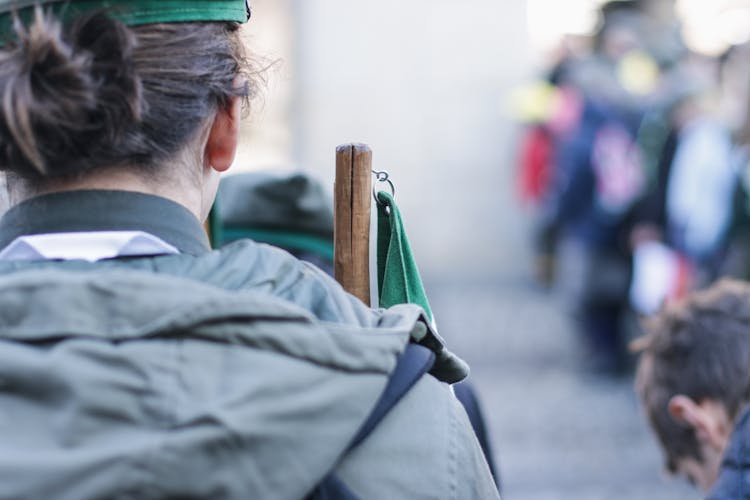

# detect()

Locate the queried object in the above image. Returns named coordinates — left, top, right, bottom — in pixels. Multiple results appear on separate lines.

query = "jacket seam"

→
left=449, top=394, right=459, bottom=500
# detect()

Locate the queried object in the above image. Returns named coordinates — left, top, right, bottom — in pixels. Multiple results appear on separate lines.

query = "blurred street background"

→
left=230, top=1, right=750, bottom=498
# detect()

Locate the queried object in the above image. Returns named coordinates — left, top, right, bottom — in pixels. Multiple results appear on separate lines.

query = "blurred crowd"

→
left=515, top=0, right=750, bottom=375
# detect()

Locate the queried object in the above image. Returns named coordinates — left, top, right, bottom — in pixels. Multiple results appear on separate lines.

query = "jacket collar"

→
left=0, top=190, right=210, bottom=256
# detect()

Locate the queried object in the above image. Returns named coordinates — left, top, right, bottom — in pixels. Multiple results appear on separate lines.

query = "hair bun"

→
left=0, top=8, right=141, bottom=177
left=71, top=10, right=142, bottom=139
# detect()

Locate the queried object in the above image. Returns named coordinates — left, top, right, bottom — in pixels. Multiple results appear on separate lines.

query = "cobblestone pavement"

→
left=427, top=280, right=697, bottom=500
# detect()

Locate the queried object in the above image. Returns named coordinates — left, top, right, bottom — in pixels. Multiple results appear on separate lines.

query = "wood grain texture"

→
left=334, top=143, right=372, bottom=305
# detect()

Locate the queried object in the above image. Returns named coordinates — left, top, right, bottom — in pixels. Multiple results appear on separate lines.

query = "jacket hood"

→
left=0, top=268, right=422, bottom=499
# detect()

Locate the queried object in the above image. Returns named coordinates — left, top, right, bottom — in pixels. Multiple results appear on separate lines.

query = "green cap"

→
left=0, top=0, right=250, bottom=35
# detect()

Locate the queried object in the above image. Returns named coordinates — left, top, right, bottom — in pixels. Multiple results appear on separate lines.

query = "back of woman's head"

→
left=0, top=7, right=255, bottom=181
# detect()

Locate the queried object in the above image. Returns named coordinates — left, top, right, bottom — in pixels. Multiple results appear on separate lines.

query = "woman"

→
left=0, top=2, right=498, bottom=499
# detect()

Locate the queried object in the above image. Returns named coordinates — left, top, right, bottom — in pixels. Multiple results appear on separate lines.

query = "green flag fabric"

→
left=376, top=190, right=469, bottom=382
left=376, top=191, right=433, bottom=322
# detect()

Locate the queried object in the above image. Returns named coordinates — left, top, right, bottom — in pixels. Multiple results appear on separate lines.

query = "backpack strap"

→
left=347, top=342, right=436, bottom=450
left=308, top=343, right=436, bottom=500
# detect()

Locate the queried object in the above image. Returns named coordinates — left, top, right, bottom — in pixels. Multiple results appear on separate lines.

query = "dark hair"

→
left=0, top=6, right=257, bottom=181
left=634, top=279, right=750, bottom=472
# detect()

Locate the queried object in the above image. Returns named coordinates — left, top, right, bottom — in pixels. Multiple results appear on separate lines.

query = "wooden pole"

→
left=334, top=143, right=372, bottom=305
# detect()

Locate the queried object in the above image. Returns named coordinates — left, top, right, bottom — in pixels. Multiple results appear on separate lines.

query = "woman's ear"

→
left=205, top=96, right=242, bottom=173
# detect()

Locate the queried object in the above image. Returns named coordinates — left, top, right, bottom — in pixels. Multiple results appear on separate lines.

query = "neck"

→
left=8, top=167, right=208, bottom=222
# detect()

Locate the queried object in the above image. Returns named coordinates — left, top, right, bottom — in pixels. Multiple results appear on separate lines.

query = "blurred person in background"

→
left=514, top=42, right=584, bottom=288
left=630, top=52, right=743, bottom=315
left=541, top=1, right=655, bottom=375
left=635, top=280, right=750, bottom=498
left=718, top=43, right=750, bottom=281
left=660, top=60, right=735, bottom=282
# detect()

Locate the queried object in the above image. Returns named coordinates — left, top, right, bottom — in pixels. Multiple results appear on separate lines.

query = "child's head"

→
left=635, top=279, right=750, bottom=490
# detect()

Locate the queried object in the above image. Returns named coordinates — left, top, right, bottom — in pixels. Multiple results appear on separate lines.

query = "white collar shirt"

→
left=0, top=231, right=180, bottom=262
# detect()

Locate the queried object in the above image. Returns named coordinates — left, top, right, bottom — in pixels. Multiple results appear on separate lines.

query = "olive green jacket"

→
left=0, top=191, right=499, bottom=500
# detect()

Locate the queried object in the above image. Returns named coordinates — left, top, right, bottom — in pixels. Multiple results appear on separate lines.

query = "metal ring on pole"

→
left=372, top=170, right=395, bottom=205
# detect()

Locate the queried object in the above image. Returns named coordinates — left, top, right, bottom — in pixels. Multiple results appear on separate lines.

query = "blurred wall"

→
left=235, top=0, right=296, bottom=170
left=292, top=1, right=534, bottom=281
